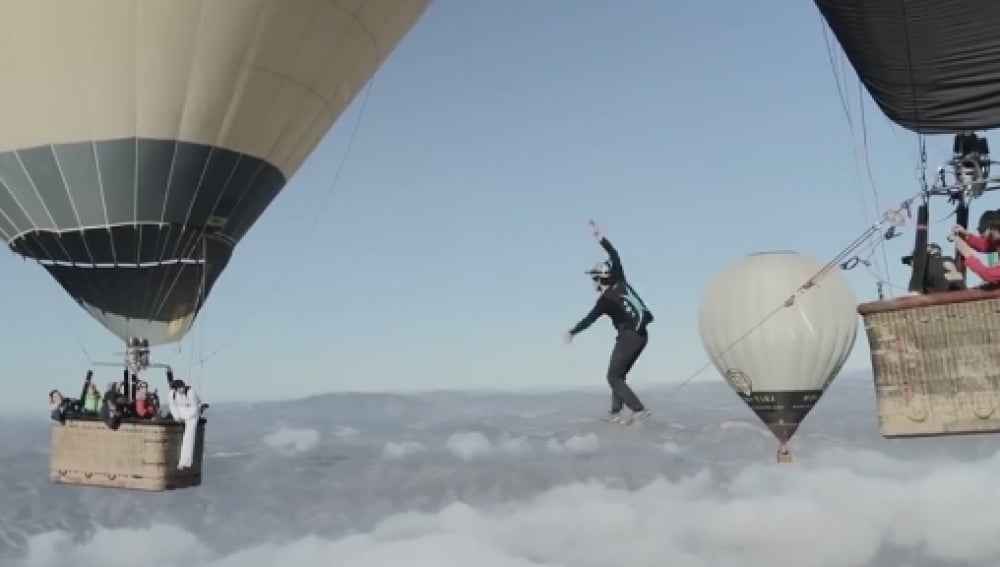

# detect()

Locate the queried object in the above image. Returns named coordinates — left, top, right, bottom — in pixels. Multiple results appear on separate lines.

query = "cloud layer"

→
left=14, top=447, right=1000, bottom=567
left=262, top=427, right=320, bottom=455
left=5, top=379, right=997, bottom=567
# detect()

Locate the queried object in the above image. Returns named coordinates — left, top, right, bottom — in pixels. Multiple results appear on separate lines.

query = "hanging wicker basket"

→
left=858, top=286, right=1000, bottom=437
left=50, top=416, right=205, bottom=491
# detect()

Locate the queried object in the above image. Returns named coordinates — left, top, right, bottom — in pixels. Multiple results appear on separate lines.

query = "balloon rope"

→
left=673, top=301, right=792, bottom=392
left=818, top=14, right=893, bottom=295
left=175, top=73, right=379, bottom=371
left=71, top=328, right=95, bottom=365
left=674, top=193, right=920, bottom=391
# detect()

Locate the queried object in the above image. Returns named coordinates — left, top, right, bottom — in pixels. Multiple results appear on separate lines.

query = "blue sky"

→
left=1, top=0, right=972, bottom=412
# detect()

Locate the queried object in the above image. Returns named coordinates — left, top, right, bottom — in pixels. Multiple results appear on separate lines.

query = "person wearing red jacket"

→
left=953, top=210, right=1000, bottom=283
left=134, top=382, right=156, bottom=419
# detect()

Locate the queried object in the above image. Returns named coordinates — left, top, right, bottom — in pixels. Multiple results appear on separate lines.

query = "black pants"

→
left=907, top=249, right=967, bottom=294
left=50, top=399, right=81, bottom=424
left=607, top=329, right=647, bottom=413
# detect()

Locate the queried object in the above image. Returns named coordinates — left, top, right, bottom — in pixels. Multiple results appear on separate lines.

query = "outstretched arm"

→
left=956, top=238, right=1000, bottom=282
left=963, top=233, right=996, bottom=253
left=590, top=220, right=625, bottom=281
left=965, top=255, right=1000, bottom=283
left=78, top=371, right=92, bottom=401
left=598, top=237, right=625, bottom=281
left=954, top=225, right=998, bottom=253
left=569, top=297, right=608, bottom=336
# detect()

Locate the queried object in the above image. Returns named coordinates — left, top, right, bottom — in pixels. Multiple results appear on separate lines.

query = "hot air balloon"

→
left=3, top=0, right=432, bottom=490
left=698, top=251, right=859, bottom=463
left=815, top=0, right=1000, bottom=437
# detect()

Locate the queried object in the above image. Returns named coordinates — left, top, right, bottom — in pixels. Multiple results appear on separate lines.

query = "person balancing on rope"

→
left=564, top=220, right=653, bottom=425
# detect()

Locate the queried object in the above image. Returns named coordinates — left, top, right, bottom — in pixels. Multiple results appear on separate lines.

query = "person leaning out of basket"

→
left=168, top=379, right=203, bottom=470
left=48, top=390, right=81, bottom=425
left=953, top=210, right=1000, bottom=283
left=49, top=373, right=98, bottom=424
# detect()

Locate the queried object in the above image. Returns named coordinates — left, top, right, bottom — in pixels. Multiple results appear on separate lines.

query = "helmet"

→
left=586, top=261, right=613, bottom=282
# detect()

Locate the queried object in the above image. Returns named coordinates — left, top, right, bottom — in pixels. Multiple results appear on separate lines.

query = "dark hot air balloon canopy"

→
left=816, top=0, right=1000, bottom=134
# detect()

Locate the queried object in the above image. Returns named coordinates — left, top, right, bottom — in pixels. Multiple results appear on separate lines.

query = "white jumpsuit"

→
left=168, top=388, right=202, bottom=469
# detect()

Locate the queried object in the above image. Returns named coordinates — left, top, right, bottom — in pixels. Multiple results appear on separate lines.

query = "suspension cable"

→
left=175, top=74, right=380, bottom=372
left=673, top=194, right=918, bottom=391
left=675, top=2, right=947, bottom=392
left=857, top=82, right=894, bottom=294
left=70, top=326, right=95, bottom=365
left=819, top=13, right=894, bottom=294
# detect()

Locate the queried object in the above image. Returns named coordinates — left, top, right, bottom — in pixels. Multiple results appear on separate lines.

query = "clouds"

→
left=6, top=381, right=999, bottom=567
left=546, top=432, right=600, bottom=455
left=16, top=525, right=210, bottom=567
left=444, top=431, right=540, bottom=460
left=333, top=425, right=361, bottom=440
left=384, top=441, right=426, bottom=459
left=717, top=420, right=772, bottom=438
left=380, top=430, right=602, bottom=460
left=14, top=447, right=1000, bottom=567
left=262, top=427, right=320, bottom=455
left=444, top=432, right=494, bottom=460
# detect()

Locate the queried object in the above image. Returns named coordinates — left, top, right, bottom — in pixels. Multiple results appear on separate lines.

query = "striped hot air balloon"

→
left=0, top=0, right=431, bottom=346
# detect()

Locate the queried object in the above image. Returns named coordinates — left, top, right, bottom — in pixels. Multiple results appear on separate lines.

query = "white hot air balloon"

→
left=698, top=251, right=859, bottom=462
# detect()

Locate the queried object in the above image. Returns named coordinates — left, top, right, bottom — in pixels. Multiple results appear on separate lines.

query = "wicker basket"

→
left=50, top=417, right=205, bottom=491
left=859, top=287, right=1000, bottom=437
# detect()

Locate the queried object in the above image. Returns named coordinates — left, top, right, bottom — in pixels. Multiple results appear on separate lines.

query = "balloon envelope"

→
left=815, top=0, right=1000, bottom=134
left=0, top=0, right=431, bottom=345
left=698, top=251, right=859, bottom=442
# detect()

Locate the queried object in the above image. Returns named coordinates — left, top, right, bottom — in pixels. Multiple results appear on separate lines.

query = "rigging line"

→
left=917, top=135, right=928, bottom=189
left=845, top=233, right=891, bottom=266
left=70, top=327, right=94, bottom=365
left=673, top=190, right=922, bottom=391
left=673, top=274, right=836, bottom=393
left=864, top=263, right=908, bottom=292
left=826, top=221, right=885, bottom=271
left=28, top=255, right=96, bottom=365
left=190, top=236, right=209, bottom=389
left=672, top=300, right=789, bottom=391
left=819, top=18, right=854, bottom=131
left=848, top=232, right=904, bottom=275
left=675, top=226, right=897, bottom=391
left=857, top=87, right=881, bottom=213
left=858, top=82, right=894, bottom=292
left=819, top=12, right=885, bottom=283
left=178, top=74, right=380, bottom=371
left=933, top=208, right=957, bottom=225
left=897, top=0, right=928, bottom=189
left=819, top=17, right=868, bottom=217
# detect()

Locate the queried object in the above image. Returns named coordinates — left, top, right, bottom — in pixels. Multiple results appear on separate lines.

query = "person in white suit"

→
left=167, top=379, right=202, bottom=470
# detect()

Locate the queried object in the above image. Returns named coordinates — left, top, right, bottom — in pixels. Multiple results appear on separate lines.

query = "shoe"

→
left=630, top=409, right=651, bottom=423
left=601, top=411, right=628, bottom=424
